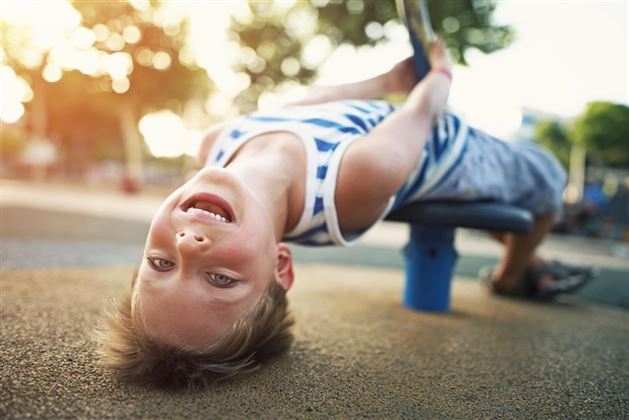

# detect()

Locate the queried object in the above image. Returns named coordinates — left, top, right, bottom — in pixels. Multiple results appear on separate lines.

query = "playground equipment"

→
left=387, top=1, right=534, bottom=312
left=396, top=0, right=435, bottom=81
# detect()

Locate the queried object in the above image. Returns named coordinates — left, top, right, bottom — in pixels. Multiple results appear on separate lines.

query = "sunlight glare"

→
left=139, top=111, right=203, bottom=157
left=70, top=26, right=95, bottom=49
left=0, top=100, right=25, bottom=124
left=128, top=0, right=150, bottom=12
left=105, top=33, right=125, bottom=51
left=205, top=93, right=234, bottom=117
left=302, top=35, right=332, bottom=69
left=122, top=26, right=142, bottom=44
left=105, top=52, right=133, bottom=79
left=92, top=24, right=110, bottom=43
left=281, top=57, right=301, bottom=77
left=3, top=0, right=81, bottom=52
left=42, top=64, right=63, bottom=83
left=285, top=8, right=317, bottom=39
left=152, top=51, right=172, bottom=71
left=316, top=41, right=411, bottom=85
left=135, top=48, right=153, bottom=67
left=112, top=78, right=130, bottom=94
left=0, top=66, right=29, bottom=123
left=183, top=3, right=251, bottom=98
left=1, top=66, right=33, bottom=103
left=76, top=48, right=100, bottom=76
left=154, top=1, right=186, bottom=37
left=49, top=44, right=74, bottom=69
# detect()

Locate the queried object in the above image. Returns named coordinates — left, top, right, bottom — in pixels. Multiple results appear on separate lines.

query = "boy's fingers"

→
left=430, top=38, right=444, bottom=51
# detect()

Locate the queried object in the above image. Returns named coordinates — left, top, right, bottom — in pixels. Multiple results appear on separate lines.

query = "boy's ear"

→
left=274, top=243, right=294, bottom=291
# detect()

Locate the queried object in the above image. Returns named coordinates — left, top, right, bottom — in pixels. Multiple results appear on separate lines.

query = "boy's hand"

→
left=404, top=38, right=452, bottom=122
left=428, top=38, right=453, bottom=74
left=385, top=39, right=452, bottom=95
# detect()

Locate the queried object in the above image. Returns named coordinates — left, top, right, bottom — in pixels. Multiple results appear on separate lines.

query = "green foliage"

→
left=229, top=0, right=513, bottom=110
left=571, top=102, right=629, bottom=168
left=314, top=0, right=513, bottom=61
left=229, top=2, right=316, bottom=112
left=535, top=102, right=629, bottom=170
left=535, top=120, right=571, bottom=169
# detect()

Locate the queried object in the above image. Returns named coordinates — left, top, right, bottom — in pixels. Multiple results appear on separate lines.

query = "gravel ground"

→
left=1, top=265, right=628, bottom=418
left=2, top=190, right=628, bottom=418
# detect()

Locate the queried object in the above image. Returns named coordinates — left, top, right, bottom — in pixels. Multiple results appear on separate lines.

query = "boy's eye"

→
left=147, top=257, right=175, bottom=271
left=207, top=273, right=237, bottom=288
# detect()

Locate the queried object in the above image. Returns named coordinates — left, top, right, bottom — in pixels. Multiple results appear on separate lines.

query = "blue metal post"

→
left=403, top=225, right=458, bottom=311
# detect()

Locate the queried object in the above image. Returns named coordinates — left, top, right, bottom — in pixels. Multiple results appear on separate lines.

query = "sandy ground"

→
left=2, top=179, right=628, bottom=417
left=2, top=265, right=628, bottom=418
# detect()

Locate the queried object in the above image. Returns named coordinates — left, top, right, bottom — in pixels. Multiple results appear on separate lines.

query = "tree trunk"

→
left=569, top=144, right=586, bottom=204
left=31, top=76, right=47, bottom=139
left=119, top=102, right=144, bottom=185
left=30, top=75, right=48, bottom=182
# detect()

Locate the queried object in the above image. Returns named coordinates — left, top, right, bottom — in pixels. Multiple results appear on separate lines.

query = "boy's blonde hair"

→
left=94, top=273, right=294, bottom=388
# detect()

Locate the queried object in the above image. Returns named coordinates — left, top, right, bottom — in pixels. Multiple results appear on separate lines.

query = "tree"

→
left=571, top=102, right=629, bottom=168
left=314, top=0, right=512, bottom=60
left=534, top=120, right=571, bottom=168
left=2, top=1, right=212, bottom=180
left=228, top=2, right=317, bottom=112
left=229, top=0, right=513, bottom=111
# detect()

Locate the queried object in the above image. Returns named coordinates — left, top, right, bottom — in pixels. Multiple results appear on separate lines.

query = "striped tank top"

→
left=205, top=100, right=468, bottom=246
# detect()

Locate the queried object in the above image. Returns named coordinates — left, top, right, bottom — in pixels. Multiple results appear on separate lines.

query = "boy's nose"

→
left=176, top=231, right=210, bottom=252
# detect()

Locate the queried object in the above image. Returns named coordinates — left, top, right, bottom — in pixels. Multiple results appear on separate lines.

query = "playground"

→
left=2, top=181, right=628, bottom=418
left=2, top=0, right=629, bottom=417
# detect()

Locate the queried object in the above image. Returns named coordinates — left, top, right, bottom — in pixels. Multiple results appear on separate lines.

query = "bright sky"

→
left=2, top=0, right=627, bottom=156
left=312, top=0, right=629, bottom=136
left=454, top=0, right=629, bottom=121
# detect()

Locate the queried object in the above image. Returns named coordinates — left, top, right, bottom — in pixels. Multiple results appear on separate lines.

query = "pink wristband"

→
left=432, top=67, right=452, bottom=81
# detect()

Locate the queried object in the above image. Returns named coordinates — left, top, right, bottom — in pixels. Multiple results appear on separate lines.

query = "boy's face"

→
left=135, top=167, right=285, bottom=349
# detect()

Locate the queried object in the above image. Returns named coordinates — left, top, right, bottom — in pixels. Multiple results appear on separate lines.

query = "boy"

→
left=96, top=40, right=588, bottom=387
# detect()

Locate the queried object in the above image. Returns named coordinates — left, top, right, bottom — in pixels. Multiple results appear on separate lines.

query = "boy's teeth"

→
left=186, top=207, right=228, bottom=222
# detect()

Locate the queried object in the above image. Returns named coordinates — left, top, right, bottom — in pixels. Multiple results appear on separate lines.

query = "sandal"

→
left=480, top=262, right=595, bottom=301
left=546, top=260, right=597, bottom=280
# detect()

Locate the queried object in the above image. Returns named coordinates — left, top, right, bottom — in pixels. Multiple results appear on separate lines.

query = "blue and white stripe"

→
left=205, top=100, right=467, bottom=246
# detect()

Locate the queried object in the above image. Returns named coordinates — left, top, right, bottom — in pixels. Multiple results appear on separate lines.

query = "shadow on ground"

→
left=2, top=265, right=628, bottom=418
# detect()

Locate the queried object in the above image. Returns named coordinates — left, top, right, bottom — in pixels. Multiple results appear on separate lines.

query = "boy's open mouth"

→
left=180, top=193, right=235, bottom=223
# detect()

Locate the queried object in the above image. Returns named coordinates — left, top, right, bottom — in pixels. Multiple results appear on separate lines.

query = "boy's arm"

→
left=197, top=56, right=419, bottom=162
left=291, top=57, right=419, bottom=105
left=335, top=40, right=452, bottom=231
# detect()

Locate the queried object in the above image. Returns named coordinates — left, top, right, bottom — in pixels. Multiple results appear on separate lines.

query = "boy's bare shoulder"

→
left=197, top=121, right=230, bottom=165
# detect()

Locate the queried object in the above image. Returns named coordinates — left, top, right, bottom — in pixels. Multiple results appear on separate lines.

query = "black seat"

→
left=385, top=202, right=534, bottom=233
